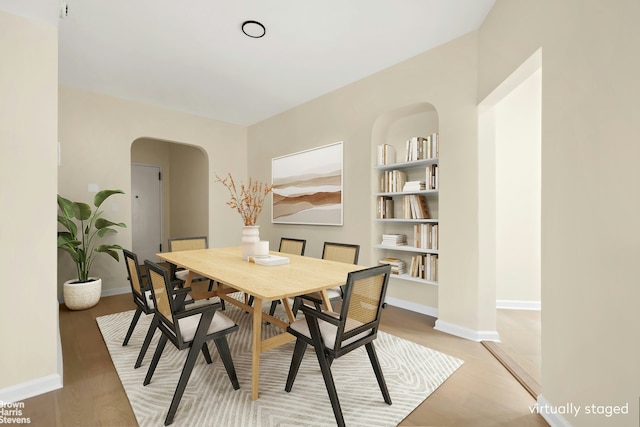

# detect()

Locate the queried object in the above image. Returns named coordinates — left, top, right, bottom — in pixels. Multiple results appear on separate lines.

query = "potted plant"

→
left=57, top=189, right=126, bottom=310
left=215, top=173, right=272, bottom=260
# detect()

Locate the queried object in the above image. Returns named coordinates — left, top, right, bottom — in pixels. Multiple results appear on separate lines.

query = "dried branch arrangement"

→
left=215, top=172, right=273, bottom=226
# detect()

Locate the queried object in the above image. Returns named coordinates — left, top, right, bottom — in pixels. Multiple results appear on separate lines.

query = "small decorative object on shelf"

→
left=216, top=172, right=273, bottom=260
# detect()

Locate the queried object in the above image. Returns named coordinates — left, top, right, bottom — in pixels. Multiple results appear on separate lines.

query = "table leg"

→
left=320, top=290, right=333, bottom=312
left=251, top=296, right=263, bottom=400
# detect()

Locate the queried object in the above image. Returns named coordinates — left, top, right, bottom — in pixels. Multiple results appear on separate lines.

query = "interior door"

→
left=131, top=163, right=162, bottom=263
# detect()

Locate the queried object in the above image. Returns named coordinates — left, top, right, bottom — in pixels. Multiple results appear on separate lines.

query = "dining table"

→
left=156, top=245, right=366, bottom=400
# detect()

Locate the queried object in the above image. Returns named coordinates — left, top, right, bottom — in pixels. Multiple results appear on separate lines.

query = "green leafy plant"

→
left=57, top=190, right=127, bottom=283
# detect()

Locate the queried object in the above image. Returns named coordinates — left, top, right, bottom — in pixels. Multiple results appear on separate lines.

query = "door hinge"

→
left=159, top=243, right=162, bottom=252
left=158, top=172, right=162, bottom=181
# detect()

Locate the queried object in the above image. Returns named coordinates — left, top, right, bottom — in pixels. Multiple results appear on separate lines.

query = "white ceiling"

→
left=3, top=0, right=495, bottom=126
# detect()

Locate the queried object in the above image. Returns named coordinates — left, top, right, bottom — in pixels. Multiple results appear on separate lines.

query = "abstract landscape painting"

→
left=272, top=142, right=343, bottom=225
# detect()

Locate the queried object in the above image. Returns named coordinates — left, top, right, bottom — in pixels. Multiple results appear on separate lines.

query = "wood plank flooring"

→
left=21, top=295, right=547, bottom=426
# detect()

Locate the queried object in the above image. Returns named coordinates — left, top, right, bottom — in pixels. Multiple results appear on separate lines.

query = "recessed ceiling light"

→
left=242, top=20, right=266, bottom=38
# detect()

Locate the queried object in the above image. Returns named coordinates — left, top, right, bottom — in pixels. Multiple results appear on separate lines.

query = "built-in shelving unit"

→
left=373, top=135, right=439, bottom=286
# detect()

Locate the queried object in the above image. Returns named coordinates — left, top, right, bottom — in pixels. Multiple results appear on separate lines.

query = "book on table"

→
left=249, top=254, right=290, bottom=266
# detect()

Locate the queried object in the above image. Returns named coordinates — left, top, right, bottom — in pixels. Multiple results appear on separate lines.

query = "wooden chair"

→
left=168, top=236, right=225, bottom=309
left=293, top=241, right=360, bottom=314
left=143, top=260, right=240, bottom=426
left=123, top=249, right=201, bottom=369
left=248, top=237, right=307, bottom=317
left=285, top=264, right=392, bottom=427
left=122, top=249, right=156, bottom=368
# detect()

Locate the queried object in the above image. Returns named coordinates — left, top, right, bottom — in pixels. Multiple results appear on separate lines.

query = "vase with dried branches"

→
left=216, top=172, right=273, bottom=259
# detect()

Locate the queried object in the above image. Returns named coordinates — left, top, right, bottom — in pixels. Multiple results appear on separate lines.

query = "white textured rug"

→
left=97, top=298, right=463, bottom=427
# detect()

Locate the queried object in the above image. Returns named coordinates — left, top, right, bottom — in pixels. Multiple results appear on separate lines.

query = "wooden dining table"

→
left=156, top=245, right=365, bottom=400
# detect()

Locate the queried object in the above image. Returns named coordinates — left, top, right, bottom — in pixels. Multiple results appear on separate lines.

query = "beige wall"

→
left=248, top=33, right=483, bottom=329
left=58, top=86, right=248, bottom=296
left=480, top=0, right=640, bottom=425
left=0, top=11, right=60, bottom=394
left=494, top=68, right=541, bottom=304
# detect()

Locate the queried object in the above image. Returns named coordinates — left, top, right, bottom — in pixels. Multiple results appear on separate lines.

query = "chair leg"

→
left=122, top=307, right=143, bottom=346
left=135, top=314, right=158, bottom=368
left=201, top=342, right=213, bottom=364
left=165, top=341, right=203, bottom=426
left=312, top=344, right=345, bottom=427
left=268, top=300, right=280, bottom=316
left=365, top=342, right=392, bottom=405
left=285, top=338, right=307, bottom=392
left=305, top=315, right=345, bottom=427
left=144, top=334, right=168, bottom=386
left=213, top=337, right=240, bottom=390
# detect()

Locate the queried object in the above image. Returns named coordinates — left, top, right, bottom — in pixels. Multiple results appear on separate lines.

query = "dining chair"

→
left=122, top=249, right=155, bottom=360
left=143, top=260, right=240, bottom=426
left=269, top=237, right=308, bottom=317
left=122, top=249, right=200, bottom=369
left=168, top=236, right=225, bottom=309
left=284, top=264, right=392, bottom=427
left=293, top=241, right=360, bottom=314
left=248, top=237, right=307, bottom=317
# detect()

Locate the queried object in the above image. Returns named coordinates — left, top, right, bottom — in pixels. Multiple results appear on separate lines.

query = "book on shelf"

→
left=378, top=257, right=407, bottom=275
left=404, top=134, right=440, bottom=162
left=413, top=223, right=438, bottom=249
left=377, top=144, right=396, bottom=165
left=426, top=164, right=439, bottom=190
left=381, top=170, right=407, bottom=192
left=381, top=233, right=407, bottom=246
left=402, top=194, right=430, bottom=219
left=408, top=254, right=438, bottom=281
left=376, top=196, right=394, bottom=219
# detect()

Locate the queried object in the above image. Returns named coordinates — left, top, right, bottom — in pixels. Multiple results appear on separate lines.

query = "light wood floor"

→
left=22, top=295, right=547, bottom=426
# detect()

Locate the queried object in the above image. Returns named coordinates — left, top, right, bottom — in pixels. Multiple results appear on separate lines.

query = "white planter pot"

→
left=63, top=277, right=102, bottom=310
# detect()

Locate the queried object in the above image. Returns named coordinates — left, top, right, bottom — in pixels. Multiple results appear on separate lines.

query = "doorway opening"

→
left=130, top=137, right=209, bottom=263
left=478, top=49, right=542, bottom=398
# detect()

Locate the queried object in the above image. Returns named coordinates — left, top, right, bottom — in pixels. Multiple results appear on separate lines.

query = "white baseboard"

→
left=101, top=286, right=130, bottom=297
left=0, top=374, right=62, bottom=404
left=384, top=297, right=438, bottom=318
left=534, top=395, right=573, bottom=427
left=58, top=286, right=130, bottom=304
left=434, top=319, right=500, bottom=342
left=496, top=300, right=541, bottom=310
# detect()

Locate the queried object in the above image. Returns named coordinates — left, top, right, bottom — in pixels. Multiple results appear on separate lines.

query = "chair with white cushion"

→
left=143, top=260, right=240, bottom=426
left=293, top=241, right=360, bottom=314
left=285, top=264, right=392, bottom=427
left=168, top=236, right=225, bottom=309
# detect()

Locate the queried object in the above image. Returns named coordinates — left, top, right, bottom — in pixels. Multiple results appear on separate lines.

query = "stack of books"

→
left=403, top=181, right=426, bottom=192
left=381, top=234, right=407, bottom=246
left=378, top=257, right=406, bottom=275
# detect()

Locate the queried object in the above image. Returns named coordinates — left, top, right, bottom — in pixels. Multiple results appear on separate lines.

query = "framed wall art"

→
left=272, top=141, right=343, bottom=225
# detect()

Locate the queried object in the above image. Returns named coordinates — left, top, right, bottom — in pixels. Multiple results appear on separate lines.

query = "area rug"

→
left=97, top=297, right=463, bottom=427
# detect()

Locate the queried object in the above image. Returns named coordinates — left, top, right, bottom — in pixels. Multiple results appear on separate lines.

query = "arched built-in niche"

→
left=130, top=137, right=209, bottom=261
left=370, top=102, right=440, bottom=317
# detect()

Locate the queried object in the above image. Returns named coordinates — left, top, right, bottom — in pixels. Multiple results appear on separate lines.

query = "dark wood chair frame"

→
left=143, top=260, right=240, bottom=426
left=248, top=237, right=307, bottom=318
left=168, top=235, right=225, bottom=310
left=122, top=249, right=162, bottom=368
left=284, top=264, right=392, bottom=427
left=292, top=241, right=360, bottom=314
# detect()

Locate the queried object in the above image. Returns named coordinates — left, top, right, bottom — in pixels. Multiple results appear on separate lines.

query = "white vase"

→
left=63, top=277, right=102, bottom=310
left=241, top=225, right=260, bottom=260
